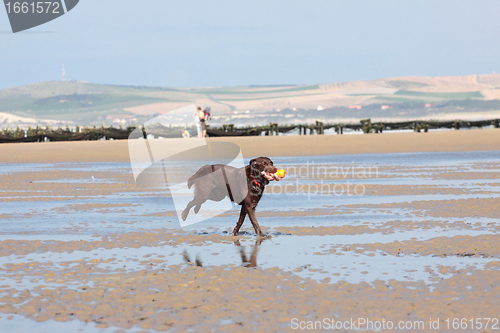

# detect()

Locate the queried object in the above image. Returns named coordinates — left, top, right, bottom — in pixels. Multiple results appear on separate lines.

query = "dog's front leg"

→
left=232, top=205, right=247, bottom=236
left=246, top=207, right=263, bottom=237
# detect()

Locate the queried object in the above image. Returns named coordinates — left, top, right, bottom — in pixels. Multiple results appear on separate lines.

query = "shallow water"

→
left=1, top=150, right=500, bottom=331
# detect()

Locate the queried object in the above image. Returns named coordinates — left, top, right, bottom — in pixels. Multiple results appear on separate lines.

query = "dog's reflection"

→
left=182, top=238, right=266, bottom=268
left=182, top=250, right=203, bottom=267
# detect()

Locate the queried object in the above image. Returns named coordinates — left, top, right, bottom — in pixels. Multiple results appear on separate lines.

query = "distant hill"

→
left=1, top=74, right=500, bottom=127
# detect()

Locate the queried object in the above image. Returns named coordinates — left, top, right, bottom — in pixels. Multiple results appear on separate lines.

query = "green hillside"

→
left=0, top=81, right=189, bottom=123
left=0, top=75, right=498, bottom=127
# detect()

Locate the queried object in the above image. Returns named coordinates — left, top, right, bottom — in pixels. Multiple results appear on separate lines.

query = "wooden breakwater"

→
left=0, top=123, right=196, bottom=143
left=206, top=118, right=500, bottom=137
left=0, top=125, right=139, bottom=144
left=1, top=119, right=499, bottom=143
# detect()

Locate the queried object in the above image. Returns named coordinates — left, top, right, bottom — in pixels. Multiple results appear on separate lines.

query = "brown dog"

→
left=181, top=157, right=279, bottom=236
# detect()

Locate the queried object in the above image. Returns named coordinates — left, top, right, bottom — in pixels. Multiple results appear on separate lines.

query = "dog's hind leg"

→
left=232, top=206, right=247, bottom=236
left=182, top=197, right=206, bottom=220
left=182, top=176, right=212, bottom=220
left=191, top=177, right=213, bottom=215
left=181, top=200, right=196, bottom=221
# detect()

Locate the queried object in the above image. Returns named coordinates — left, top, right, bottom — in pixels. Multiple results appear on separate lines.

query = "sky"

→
left=1, top=0, right=499, bottom=89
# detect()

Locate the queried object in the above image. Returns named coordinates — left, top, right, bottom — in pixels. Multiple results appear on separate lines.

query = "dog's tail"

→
left=187, top=174, right=196, bottom=189
left=187, top=165, right=212, bottom=189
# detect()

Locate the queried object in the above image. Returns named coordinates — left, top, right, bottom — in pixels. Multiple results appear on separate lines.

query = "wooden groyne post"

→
left=360, top=119, right=372, bottom=134
left=315, top=121, right=324, bottom=134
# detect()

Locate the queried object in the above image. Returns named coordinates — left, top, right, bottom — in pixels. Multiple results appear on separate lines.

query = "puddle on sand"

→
left=176, top=236, right=497, bottom=285
left=0, top=235, right=98, bottom=242
left=0, top=313, right=144, bottom=333
left=1, top=233, right=497, bottom=291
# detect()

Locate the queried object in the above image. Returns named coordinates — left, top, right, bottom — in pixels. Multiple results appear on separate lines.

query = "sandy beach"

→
left=0, top=130, right=500, bottom=332
left=1, top=128, right=499, bottom=164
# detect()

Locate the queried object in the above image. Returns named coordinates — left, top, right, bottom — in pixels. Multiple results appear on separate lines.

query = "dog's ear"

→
left=249, top=158, right=262, bottom=174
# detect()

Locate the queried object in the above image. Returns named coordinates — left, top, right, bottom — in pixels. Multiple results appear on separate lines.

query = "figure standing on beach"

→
left=194, top=112, right=202, bottom=137
left=197, top=106, right=207, bottom=137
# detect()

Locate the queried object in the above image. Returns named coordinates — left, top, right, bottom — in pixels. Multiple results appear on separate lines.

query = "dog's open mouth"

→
left=261, top=171, right=280, bottom=181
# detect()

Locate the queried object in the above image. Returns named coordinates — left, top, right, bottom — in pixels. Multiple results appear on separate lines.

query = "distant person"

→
left=197, top=106, right=207, bottom=137
left=194, top=112, right=202, bottom=137
left=203, top=105, right=211, bottom=121
left=182, top=128, right=191, bottom=139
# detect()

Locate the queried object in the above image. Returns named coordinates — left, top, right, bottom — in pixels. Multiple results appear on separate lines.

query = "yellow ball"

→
left=276, top=169, right=286, bottom=178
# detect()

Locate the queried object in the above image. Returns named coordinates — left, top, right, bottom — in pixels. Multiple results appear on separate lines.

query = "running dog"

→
left=181, top=157, right=279, bottom=236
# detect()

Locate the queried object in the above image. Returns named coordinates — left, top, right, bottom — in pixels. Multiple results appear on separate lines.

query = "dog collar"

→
left=251, top=175, right=264, bottom=188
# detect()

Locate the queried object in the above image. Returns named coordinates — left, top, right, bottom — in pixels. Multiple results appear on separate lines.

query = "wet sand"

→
left=0, top=140, right=500, bottom=331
